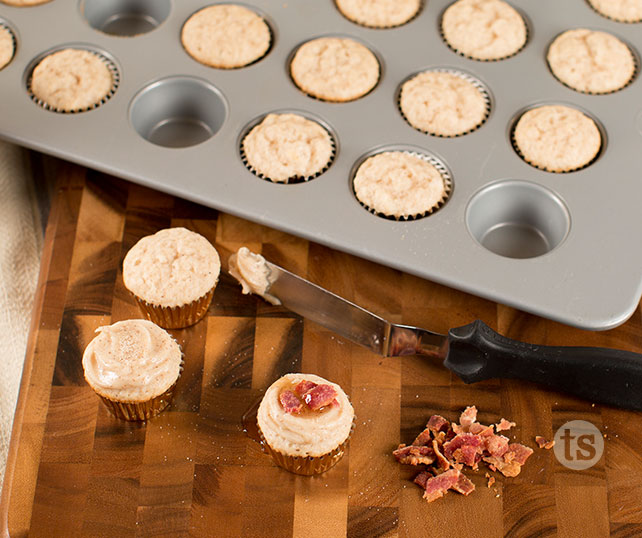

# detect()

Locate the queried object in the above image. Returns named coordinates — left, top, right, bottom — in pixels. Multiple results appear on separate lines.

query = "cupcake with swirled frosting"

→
left=82, top=319, right=183, bottom=421
left=257, top=373, right=355, bottom=475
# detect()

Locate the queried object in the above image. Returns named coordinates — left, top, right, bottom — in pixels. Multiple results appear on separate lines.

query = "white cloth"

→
left=0, top=141, right=42, bottom=486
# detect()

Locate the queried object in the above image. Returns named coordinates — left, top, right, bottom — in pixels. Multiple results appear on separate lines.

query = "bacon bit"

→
left=294, top=380, right=317, bottom=397
left=535, top=436, right=555, bottom=449
left=459, top=406, right=478, bottom=429
left=392, top=406, right=533, bottom=503
left=452, top=472, right=475, bottom=496
left=279, top=390, right=302, bottom=414
left=426, top=414, right=450, bottom=434
left=485, top=473, right=496, bottom=488
left=495, top=418, right=516, bottom=432
left=393, top=444, right=435, bottom=466
left=303, top=384, right=338, bottom=410
left=432, top=439, right=451, bottom=471
left=422, top=469, right=461, bottom=503
left=412, top=428, right=433, bottom=447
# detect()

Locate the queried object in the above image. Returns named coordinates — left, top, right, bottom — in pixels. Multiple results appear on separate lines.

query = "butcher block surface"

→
left=2, top=159, right=642, bottom=538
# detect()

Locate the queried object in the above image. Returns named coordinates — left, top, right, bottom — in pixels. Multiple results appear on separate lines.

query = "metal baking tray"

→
left=1, top=0, right=641, bottom=330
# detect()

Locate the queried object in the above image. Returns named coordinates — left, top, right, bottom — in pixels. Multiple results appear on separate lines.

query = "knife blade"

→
left=259, top=259, right=642, bottom=412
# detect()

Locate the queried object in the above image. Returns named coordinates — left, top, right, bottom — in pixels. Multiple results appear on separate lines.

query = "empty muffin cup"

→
left=81, top=0, right=171, bottom=37
left=130, top=76, right=227, bottom=148
left=466, top=180, right=570, bottom=259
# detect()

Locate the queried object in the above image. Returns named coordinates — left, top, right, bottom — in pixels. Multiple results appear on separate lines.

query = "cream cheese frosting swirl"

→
left=82, top=319, right=182, bottom=402
left=257, top=373, right=354, bottom=457
left=228, top=247, right=281, bottom=305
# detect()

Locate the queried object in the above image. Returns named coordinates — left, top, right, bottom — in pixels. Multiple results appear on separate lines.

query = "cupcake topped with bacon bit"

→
left=257, top=373, right=354, bottom=474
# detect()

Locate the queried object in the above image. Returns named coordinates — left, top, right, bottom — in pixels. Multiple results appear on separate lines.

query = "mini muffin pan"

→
left=0, top=0, right=641, bottom=330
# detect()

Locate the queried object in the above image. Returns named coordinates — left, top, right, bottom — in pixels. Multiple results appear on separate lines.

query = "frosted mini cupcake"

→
left=123, top=227, right=220, bottom=329
left=82, top=319, right=182, bottom=421
left=257, top=373, right=355, bottom=475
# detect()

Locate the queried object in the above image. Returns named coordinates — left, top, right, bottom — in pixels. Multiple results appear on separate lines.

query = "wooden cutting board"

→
left=2, top=159, right=642, bottom=538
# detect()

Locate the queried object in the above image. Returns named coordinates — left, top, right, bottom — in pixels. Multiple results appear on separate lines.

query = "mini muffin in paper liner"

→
left=132, top=286, right=215, bottom=329
left=27, top=47, right=120, bottom=113
left=257, top=418, right=355, bottom=476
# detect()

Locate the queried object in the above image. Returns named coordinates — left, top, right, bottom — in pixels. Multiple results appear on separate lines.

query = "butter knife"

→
left=258, top=260, right=642, bottom=411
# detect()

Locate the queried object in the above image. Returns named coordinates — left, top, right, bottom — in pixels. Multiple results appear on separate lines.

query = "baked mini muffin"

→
left=441, top=0, right=527, bottom=61
left=0, top=25, right=14, bottom=70
left=399, top=70, right=489, bottom=136
left=353, top=151, right=449, bottom=219
left=335, top=0, right=421, bottom=28
left=513, top=105, right=602, bottom=173
left=242, top=113, right=334, bottom=183
left=290, top=37, right=380, bottom=102
left=257, top=373, right=355, bottom=475
left=181, top=4, right=271, bottom=69
left=29, top=48, right=115, bottom=112
left=123, top=227, right=220, bottom=329
left=587, top=0, right=642, bottom=22
left=82, top=319, right=182, bottom=421
left=547, top=29, right=635, bottom=94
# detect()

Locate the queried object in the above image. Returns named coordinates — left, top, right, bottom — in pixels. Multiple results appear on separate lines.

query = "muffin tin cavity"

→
left=81, top=0, right=171, bottom=37
left=466, top=180, right=570, bottom=259
left=129, top=76, right=227, bottom=148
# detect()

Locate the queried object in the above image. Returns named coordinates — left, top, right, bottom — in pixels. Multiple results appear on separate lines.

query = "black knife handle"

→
left=445, top=319, right=642, bottom=411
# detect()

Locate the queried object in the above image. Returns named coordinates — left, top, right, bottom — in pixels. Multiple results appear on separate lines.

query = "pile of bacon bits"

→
left=393, top=406, right=534, bottom=503
left=279, top=380, right=339, bottom=414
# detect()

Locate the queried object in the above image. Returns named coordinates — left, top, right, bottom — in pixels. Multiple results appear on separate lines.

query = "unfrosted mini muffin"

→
left=123, top=227, right=221, bottom=329
left=587, top=0, right=642, bottom=22
left=513, top=105, right=602, bottom=173
left=181, top=4, right=271, bottom=68
left=547, top=29, right=635, bottom=94
left=441, top=0, right=527, bottom=61
left=399, top=70, right=489, bottom=136
left=257, top=373, right=355, bottom=475
left=0, top=25, right=14, bottom=70
left=353, top=151, right=449, bottom=219
left=82, top=319, right=182, bottom=421
left=335, top=0, right=421, bottom=28
left=29, top=48, right=115, bottom=112
left=241, top=113, right=334, bottom=183
left=290, top=37, right=380, bottom=102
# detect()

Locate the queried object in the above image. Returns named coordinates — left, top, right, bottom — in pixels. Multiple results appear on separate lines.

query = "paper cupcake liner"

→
left=239, top=118, right=337, bottom=184
left=132, top=285, right=215, bottom=329
left=397, top=68, right=492, bottom=137
left=509, top=110, right=603, bottom=174
left=26, top=46, right=120, bottom=113
left=0, top=22, right=16, bottom=70
left=257, top=419, right=355, bottom=476
left=334, top=0, right=424, bottom=29
left=353, top=150, right=453, bottom=221
left=439, top=7, right=529, bottom=62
